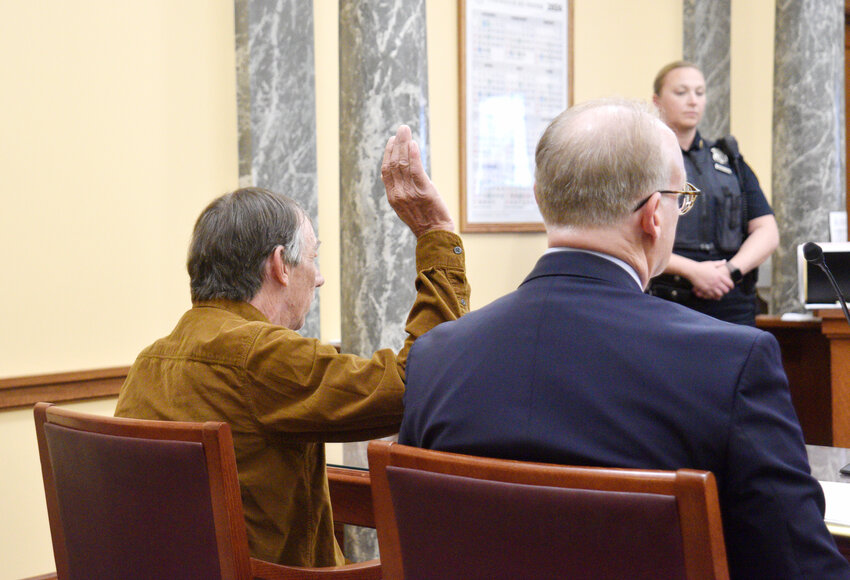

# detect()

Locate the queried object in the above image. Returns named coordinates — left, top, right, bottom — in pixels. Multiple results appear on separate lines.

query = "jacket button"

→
left=453, top=246, right=463, bottom=254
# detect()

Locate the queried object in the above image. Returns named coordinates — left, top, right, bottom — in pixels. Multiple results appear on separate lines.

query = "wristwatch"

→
left=726, top=263, right=743, bottom=285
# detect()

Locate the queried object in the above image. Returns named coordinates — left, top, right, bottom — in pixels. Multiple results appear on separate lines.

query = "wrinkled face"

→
left=285, top=220, right=324, bottom=331
left=654, top=66, right=706, bottom=135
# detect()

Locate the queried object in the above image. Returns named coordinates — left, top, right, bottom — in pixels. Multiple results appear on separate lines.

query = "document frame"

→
left=459, top=0, right=573, bottom=233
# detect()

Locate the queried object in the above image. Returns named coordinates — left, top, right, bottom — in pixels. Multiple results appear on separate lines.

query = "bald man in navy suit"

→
left=399, top=98, right=850, bottom=579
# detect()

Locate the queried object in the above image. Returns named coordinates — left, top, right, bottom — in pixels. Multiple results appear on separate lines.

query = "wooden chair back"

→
left=34, top=402, right=380, bottom=579
left=367, top=440, right=729, bottom=580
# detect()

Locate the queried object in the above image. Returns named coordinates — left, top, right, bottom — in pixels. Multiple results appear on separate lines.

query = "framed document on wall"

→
left=459, top=0, right=573, bottom=232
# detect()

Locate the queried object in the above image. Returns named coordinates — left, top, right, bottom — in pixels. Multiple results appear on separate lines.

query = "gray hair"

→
left=534, top=98, right=671, bottom=228
left=187, top=187, right=308, bottom=302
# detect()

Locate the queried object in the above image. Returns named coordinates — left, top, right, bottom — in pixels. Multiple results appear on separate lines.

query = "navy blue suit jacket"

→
left=399, top=250, right=850, bottom=579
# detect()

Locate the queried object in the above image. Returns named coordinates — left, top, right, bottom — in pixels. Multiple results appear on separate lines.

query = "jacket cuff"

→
left=415, top=230, right=466, bottom=272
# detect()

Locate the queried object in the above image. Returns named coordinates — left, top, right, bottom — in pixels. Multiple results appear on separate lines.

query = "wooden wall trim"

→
left=0, top=342, right=343, bottom=412
left=0, top=367, right=128, bottom=411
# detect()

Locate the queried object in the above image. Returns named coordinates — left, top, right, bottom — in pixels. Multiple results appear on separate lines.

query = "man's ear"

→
left=269, top=246, right=290, bottom=286
left=638, top=193, right=663, bottom=241
left=652, top=93, right=661, bottom=110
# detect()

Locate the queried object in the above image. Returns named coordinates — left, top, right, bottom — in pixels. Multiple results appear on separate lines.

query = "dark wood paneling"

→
left=757, top=316, right=832, bottom=445
left=819, top=310, right=850, bottom=446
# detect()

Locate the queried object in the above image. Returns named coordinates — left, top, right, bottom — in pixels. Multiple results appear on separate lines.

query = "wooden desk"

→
left=808, top=445, right=850, bottom=561
left=818, top=310, right=850, bottom=446
left=757, top=315, right=832, bottom=445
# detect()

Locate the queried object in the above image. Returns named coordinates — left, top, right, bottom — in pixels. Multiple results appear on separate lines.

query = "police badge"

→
left=711, top=146, right=729, bottom=165
left=711, top=146, right=733, bottom=174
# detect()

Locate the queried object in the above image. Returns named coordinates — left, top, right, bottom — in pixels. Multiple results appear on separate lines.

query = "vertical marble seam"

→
left=339, top=0, right=430, bottom=560
left=682, top=0, right=730, bottom=140
left=770, top=0, right=844, bottom=313
left=238, top=0, right=321, bottom=337
left=234, top=0, right=254, bottom=186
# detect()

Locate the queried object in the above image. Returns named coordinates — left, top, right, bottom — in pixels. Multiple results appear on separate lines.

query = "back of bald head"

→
left=534, top=98, right=671, bottom=229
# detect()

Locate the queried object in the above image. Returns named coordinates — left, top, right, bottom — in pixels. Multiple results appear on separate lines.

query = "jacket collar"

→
left=521, top=250, right=644, bottom=293
left=684, top=130, right=704, bottom=154
left=192, top=299, right=270, bottom=322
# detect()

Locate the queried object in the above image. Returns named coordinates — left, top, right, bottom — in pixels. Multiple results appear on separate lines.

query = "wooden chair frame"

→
left=33, top=402, right=380, bottom=580
left=367, top=439, right=729, bottom=580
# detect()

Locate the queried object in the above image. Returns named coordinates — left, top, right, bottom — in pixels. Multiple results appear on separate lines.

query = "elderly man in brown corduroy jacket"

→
left=115, top=125, right=470, bottom=567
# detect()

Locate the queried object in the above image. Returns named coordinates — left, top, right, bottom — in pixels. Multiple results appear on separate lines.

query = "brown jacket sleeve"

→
left=243, top=230, right=469, bottom=441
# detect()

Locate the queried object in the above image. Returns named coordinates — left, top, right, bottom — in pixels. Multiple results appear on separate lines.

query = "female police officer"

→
left=648, top=61, right=779, bottom=326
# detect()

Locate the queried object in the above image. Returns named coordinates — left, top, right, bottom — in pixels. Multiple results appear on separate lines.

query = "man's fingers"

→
left=381, top=136, right=397, bottom=189
left=384, top=126, right=413, bottom=190
left=382, top=136, right=395, bottom=169
left=395, top=124, right=412, bottom=147
left=395, top=128, right=412, bottom=182
left=379, top=124, right=454, bottom=236
left=383, top=125, right=427, bottom=203
left=383, top=125, right=439, bottom=206
left=407, top=140, right=427, bottom=188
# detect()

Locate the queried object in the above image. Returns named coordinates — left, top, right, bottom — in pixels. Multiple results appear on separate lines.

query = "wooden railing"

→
left=0, top=367, right=128, bottom=411
left=0, top=342, right=343, bottom=412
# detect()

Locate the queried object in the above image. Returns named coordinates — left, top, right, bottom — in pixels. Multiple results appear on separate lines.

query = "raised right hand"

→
left=381, top=125, right=454, bottom=238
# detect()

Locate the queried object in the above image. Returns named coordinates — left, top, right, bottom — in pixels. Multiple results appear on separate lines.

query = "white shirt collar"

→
left=544, top=247, right=643, bottom=290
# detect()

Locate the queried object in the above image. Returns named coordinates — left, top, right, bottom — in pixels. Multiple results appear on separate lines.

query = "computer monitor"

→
left=798, top=242, right=850, bottom=309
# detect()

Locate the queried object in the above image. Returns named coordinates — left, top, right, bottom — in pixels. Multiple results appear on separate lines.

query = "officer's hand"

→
left=381, top=125, right=454, bottom=238
left=689, top=260, right=734, bottom=300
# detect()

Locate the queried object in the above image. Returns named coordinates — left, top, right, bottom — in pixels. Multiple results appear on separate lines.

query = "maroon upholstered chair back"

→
left=34, top=402, right=382, bottom=580
left=34, top=402, right=252, bottom=580
left=44, top=424, right=222, bottom=578
left=367, top=440, right=729, bottom=580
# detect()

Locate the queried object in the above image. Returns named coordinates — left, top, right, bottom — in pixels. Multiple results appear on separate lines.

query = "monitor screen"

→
left=799, top=243, right=850, bottom=308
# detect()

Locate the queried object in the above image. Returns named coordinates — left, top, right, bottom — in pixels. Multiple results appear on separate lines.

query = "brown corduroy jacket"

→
left=115, top=230, right=470, bottom=567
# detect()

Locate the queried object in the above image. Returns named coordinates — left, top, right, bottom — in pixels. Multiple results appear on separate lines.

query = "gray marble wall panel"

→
left=339, top=0, right=429, bottom=561
left=771, top=0, right=845, bottom=313
left=235, top=0, right=320, bottom=337
left=682, top=0, right=730, bottom=140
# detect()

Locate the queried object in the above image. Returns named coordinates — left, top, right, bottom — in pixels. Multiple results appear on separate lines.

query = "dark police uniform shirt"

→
left=675, top=130, right=773, bottom=266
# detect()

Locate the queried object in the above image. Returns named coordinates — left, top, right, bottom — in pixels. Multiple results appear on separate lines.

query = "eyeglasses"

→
left=632, top=182, right=701, bottom=215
